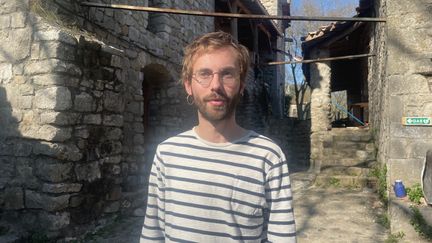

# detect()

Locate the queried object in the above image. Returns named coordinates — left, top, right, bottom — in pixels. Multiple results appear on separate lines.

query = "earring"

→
left=186, top=95, right=194, bottom=105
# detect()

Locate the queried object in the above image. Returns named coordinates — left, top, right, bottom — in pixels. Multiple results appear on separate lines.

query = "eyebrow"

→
left=195, top=67, right=237, bottom=72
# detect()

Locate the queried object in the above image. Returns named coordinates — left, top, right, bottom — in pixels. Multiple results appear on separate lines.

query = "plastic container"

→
left=394, top=180, right=407, bottom=198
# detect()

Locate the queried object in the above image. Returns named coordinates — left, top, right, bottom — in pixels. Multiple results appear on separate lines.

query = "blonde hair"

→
left=181, top=31, right=250, bottom=85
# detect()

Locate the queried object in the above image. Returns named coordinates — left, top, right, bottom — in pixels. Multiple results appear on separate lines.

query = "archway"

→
left=142, top=64, right=172, bottom=177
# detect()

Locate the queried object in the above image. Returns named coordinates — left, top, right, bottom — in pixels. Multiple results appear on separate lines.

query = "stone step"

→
left=332, top=134, right=373, bottom=142
left=320, top=166, right=371, bottom=176
left=331, top=127, right=371, bottom=134
left=314, top=174, right=378, bottom=189
left=322, top=158, right=376, bottom=167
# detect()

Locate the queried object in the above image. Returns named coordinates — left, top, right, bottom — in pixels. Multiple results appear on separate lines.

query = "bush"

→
left=406, top=183, right=423, bottom=204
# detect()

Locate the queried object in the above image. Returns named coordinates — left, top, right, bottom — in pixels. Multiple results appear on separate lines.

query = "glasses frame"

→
left=192, top=69, right=240, bottom=88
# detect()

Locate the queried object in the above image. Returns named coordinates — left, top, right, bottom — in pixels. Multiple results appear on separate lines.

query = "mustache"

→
left=203, top=93, right=228, bottom=101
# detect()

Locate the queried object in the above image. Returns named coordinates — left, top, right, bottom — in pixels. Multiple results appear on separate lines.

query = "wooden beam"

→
left=227, top=0, right=238, bottom=40
left=80, top=2, right=387, bottom=22
left=265, top=53, right=375, bottom=66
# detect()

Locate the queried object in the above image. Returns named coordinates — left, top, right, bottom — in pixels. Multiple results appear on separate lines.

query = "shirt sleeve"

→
left=141, top=149, right=165, bottom=242
left=264, top=159, right=296, bottom=243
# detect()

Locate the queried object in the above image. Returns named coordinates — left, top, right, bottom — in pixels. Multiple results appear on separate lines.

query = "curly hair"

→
left=181, top=31, right=250, bottom=85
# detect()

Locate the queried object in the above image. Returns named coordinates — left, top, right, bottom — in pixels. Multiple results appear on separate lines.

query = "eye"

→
left=220, top=69, right=236, bottom=79
left=197, top=69, right=212, bottom=78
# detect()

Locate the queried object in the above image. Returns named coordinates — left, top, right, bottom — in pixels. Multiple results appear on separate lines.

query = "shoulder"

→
left=157, top=129, right=197, bottom=148
left=245, top=131, right=284, bottom=156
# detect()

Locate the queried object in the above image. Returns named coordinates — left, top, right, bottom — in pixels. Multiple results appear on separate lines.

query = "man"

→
left=142, top=31, right=296, bottom=242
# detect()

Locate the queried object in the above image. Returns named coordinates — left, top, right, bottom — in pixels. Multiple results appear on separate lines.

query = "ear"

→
left=239, top=81, right=246, bottom=95
left=184, top=80, right=192, bottom=96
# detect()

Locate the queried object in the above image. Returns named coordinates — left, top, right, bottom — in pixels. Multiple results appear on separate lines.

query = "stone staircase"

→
left=315, top=128, right=378, bottom=188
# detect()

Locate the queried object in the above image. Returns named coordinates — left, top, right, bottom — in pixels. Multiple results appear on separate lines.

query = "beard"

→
left=194, top=91, right=241, bottom=122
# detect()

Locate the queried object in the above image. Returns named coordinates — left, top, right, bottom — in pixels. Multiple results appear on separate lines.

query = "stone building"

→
left=302, top=0, right=432, bottom=240
left=302, top=0, right=376, bottom=173
left=0, top=0, right=290, bottom=240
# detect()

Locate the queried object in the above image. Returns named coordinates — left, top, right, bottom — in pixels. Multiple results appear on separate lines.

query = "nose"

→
left=209, top=72, right=224, bottom=91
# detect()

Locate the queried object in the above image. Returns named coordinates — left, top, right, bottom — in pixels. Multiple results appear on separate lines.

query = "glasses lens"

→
left=193, top=69, right=239, bottom=87
left=220, top=69, right=238, bottom=86
left=196, top=70, right=212, bottom=86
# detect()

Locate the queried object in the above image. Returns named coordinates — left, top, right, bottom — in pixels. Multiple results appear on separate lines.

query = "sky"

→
left=285, top=0, right=359, bottom=86
left=290, top=0, right=359, bottom=17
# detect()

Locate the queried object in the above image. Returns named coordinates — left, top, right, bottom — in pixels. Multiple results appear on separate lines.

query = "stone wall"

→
left=307, top=49, right=332, bottom=172
left=266, top=118, right=311, bottom=171
left=0, top=0, right=213, bottom=238
left=383, top=2, right=432, bottom=239
left=382, top=0, right=432, bottom=187
left=0, top=0, right=291, bottom=239
left=368, top=0, right=388, bottom=165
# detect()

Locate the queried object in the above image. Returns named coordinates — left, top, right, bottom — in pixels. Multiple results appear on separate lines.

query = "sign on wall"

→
left=402, top=117, right=432, bottom=126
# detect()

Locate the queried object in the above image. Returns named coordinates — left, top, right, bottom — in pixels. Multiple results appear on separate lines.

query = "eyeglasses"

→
left=192, top=68, right=240, bottom=88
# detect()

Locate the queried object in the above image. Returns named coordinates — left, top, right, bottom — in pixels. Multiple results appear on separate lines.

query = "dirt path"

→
left=292, top=171, right=388, bottom=243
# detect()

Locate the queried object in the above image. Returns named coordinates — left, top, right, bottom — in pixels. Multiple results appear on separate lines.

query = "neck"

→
left=195, top=113, right=246, bottom=143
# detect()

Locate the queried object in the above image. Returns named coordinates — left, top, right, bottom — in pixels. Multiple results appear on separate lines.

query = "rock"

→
left=32, top=74, right=80, bottom=87
left=10, top=11, right=26, bottom=28
left=75, top=161, right=101, bottom=182
left=0, top=63, right=12, bottom=83
left=42, top=183, right=83, bottom=193
left=102, top=155, right=122, bottom=164
left=106, top=185, right=122, bottom=201
left=103, top=114, right=124, bottom=127
left=38, top=212, right=70, bottom=230
left=13, top=158, right=39, bottom=189
left=0, top=157, right=15, bottom=189
left=69, top=195, right=84, bottom=207
left=39, top=111, right=80, bottom=125
left=34, top=28, right=77, bottom=45
left=83, top=114, right=102, bottom=125
left=26, top=59, right=81, bottom=76
left=33, top=125, right=72, bottom=142
left=74, top=92, right=95, bottom=112
left=35, top=158, right=73, bottom=182
left=103, top=201, right=120, bottom=213
left=35, top=86, right=72, bottom=111
left=0, top=14, right=10, bottom=28
left=19, top=84, right=34, bottom=95
left=105, top=128, right=122, bottom=140
left=26, top=190, right=70, bottom=211
left=103, top=91, right=124, bottom=112
left=133, top=207, right=146, bottom=217
left=0, top=27, right=31, bottom=63
left=2, top=187, right=24, bottom=209
left=33, top=142, right=82, bottom=161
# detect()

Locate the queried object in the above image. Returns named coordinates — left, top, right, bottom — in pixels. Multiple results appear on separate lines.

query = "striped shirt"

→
left=141, top=129, right=296, bottom=242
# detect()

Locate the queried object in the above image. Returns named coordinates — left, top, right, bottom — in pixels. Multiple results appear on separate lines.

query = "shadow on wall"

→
left=142, top=63, right=196, bottom=173
left=0, top=4, right=145, bottom=240
left=0, top=86, right=58, bottom=238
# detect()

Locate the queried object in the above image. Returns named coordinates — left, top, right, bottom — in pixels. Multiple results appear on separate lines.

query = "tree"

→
left=285, top=0, right=357, bottom=120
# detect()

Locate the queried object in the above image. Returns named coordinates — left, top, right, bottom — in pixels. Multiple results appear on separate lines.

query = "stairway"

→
left=316, top=127, right=378, bottom=188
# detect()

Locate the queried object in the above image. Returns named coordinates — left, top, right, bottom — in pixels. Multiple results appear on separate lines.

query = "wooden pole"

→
left=80, top=2, right=387, bottom=22
left=265, top=53, right=375, bottom=66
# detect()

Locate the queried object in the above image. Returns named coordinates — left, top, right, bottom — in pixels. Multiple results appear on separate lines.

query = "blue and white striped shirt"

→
left=142, top=129, right=296, bottom=242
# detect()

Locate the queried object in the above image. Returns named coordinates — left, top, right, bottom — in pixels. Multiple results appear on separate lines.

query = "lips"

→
left=208, top=99, right=225, bottom=106
left=204, top=94, right=227, bottom=106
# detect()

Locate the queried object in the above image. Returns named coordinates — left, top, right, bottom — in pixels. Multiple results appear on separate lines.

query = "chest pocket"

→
left=231, top=178, right=265, bottom=216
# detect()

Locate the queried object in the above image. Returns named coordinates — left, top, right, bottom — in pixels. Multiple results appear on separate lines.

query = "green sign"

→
left=402, top=117, right=432, bottom=126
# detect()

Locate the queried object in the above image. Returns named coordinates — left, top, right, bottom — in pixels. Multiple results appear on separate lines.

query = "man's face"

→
left=185, top=46, right=244, bottom=122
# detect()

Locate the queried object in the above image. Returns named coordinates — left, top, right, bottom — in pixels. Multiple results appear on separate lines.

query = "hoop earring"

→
left=186, top=95, right=194, bottom=105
